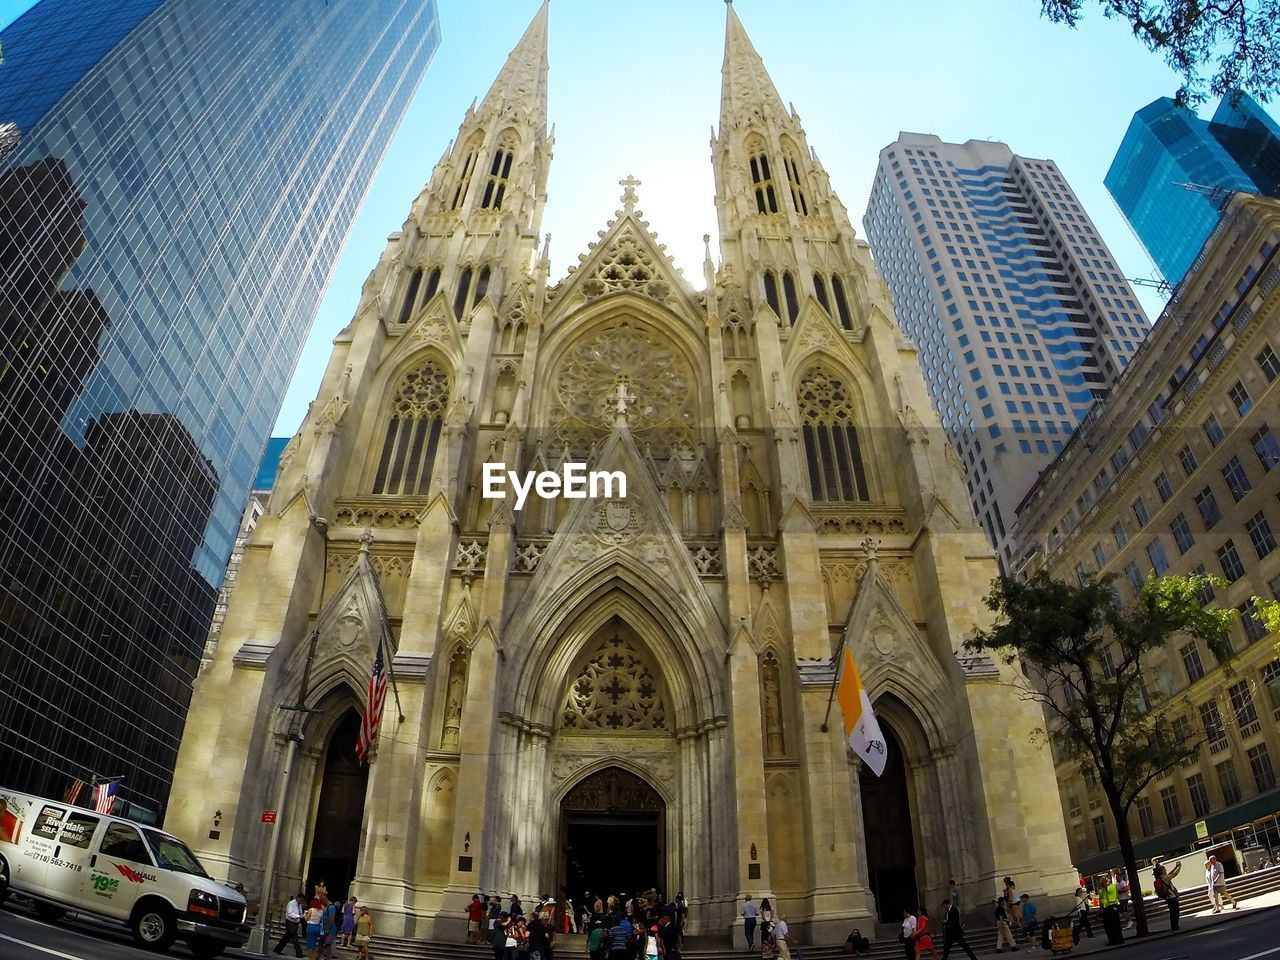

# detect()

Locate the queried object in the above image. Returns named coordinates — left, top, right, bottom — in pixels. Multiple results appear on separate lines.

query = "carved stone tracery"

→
left=561, top=766, right=664, bottom=813
left=560, top=627, right=669, bottom=732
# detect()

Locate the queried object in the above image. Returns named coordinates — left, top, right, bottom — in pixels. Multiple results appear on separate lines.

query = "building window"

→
left=1204, top=415, right=1225, bottom=447
left=1113, top=521, right=1128, bottom=549
left=798, top=367, right=869, bottom=501
left=471, top=265, right=492, bottom=308
left=1178, top=444, right=1199, bottom=476
left=1133, top=497, right=1150, bottom=526
left=1093, top=543, right=1108, bottom=567
left=1221, top=456, right=1252, bottom=501
left=371, top=360, right=450, bottom=497
left=1068, top=793, right=1082, bottom=818
left=423, top=267, right=441, bottom=302
left=480, top=140, right=515, bottom=209
left=452, top=266, right=473, bottom=320
left=831, top=275, right=853, bottom=329
left=1263, top=660, right=1280, bottom=714
left=762, top=270, right=781, bottom=317
left=399, top=268, right=423, bottom=324
left=451, top=143, right=479, bottom=209
left=813, top=272, right=830, bottom=314
left=1182, top=642, right=1206, bottom=683
left=1216, top=759, right=1243, bottom=806
left=1229, top=380, right=1254, bottom=417
left=1171, top=513, right=1195, bottom=554
left=1125, top=561, right=1144, bottom=592
left=749, top=148, right=779, bottom=214
left=1229, top=675, right=1259, bottom=729
left=1258, top=345, right=1280, bottom=382
left=1196, top=487, right=1222, bottom=528
left=1155, top=471, right=1174, bottom=503
left=1186, top=773, right=1211, bottom=817
left=1160, top=786, right=1182, bottom=828
left=1248, top=744, right=1277, bottom=792
left=1200, top=699, right=1228, bottom=751
left=1092, top=815, right=1108, bottom=850
left=1101, top=646, right=1117, bottom=679
left=783, top=152, right=808, bottom=216
left=1146, top=539, right=1169, bottom=574
left=782, top=271, right=800, bottom=325
left=1253, top=425, right=1280, bottom=471
left=1247, top=511, right=1276, bottom=558
left=1217, top=539, right=1246, bottom=581
left=1136, top=794, right=1155, bottom=836
left=1241, top=601, right=1268, bottom=643
left=1193, top=563, right=1216, bottom=604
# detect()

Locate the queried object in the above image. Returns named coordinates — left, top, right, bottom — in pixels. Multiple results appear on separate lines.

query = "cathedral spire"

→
left=475, top=0, right=550, bottom=131
left=719, top=0, right=788, bottom=131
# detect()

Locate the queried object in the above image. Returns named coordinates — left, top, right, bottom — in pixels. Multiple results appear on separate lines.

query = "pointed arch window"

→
left=451, top=148, right=478, bottom=210
left=782, top=271, right=800, bottom=325
left=813, top=272, right=831, bottom=314
left=372, top=360, right=451, bottom=496
left=831, top=275, right=853, bottom=330
left=480, top=141, right=515, bottom=210
left=749, top=150, right=779, bottom=214
left=798, top=367, right=869, bottom=501
left=471, top=265, right=491, bottom=308
left=453, top=267, right=473, bottom=319
left=399, top=268, right=423, bottom=324
left=423, top=267, right=441, bottom=302
left=784, top=154, right=808, bottom=216
left=762, top=270, right=781, bottom=318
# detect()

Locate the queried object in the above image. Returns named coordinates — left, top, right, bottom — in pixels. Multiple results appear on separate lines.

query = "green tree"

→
left=1040, top=0, right=1280, bottom=106
left=967, top=570, right=1235, bottom=937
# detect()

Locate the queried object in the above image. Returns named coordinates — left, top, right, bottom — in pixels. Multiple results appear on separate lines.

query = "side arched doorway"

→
left=860, top=723, right=918, bottom=921
left=560, top=767, right=665, bottom=900
left=307, top=710, right=368, bottom=903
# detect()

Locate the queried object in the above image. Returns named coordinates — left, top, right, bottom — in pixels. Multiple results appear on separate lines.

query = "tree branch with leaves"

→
left=1040, top=0, right=1280, bottom=106
left=967, top=570, right=1235, bottom=937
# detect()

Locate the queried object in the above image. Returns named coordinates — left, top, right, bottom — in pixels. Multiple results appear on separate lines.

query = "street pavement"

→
left=2, top=893, right=1279, bottom=960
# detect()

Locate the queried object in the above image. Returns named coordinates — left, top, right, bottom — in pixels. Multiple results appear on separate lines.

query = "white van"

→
left=0, top=789, right=249, bottom=957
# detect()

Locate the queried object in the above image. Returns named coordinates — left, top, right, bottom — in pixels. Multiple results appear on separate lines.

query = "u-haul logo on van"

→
left=114, top=863, right=157, bottom=884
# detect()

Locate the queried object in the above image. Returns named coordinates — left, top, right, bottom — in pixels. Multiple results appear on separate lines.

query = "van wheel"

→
left=190, top=940, right=225, bottom=959
left=33, top=902, right=66, bottom=922
left=131, top=901, right=176, bottom=951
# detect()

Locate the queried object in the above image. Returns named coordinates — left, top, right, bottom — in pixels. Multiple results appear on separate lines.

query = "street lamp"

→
left=245, top=514, right=329, bottom=955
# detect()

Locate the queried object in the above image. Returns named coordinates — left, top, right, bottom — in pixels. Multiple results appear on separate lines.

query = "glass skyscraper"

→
left=863, top=134, right=1148, bottom=572
left=0, top=0, right=440, bottom=812
left=1106, top=92, right=1280, bottom=284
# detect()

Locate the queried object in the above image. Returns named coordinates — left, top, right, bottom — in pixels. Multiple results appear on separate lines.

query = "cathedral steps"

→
left=253, top=866, right=1280, bottom=960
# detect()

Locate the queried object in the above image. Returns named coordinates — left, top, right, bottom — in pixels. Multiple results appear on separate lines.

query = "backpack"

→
left=1153, top=877, right=1164, bottom=897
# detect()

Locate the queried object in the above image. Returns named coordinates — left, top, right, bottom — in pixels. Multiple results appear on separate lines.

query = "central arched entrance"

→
left=560, top=766, right=665, bottom=901
left=306, top=710, right=368, bottom=903
left=860, top=722, right=918, bottom=921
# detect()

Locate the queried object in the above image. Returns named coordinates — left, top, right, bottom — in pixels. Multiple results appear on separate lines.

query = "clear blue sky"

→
left=2, top=0, right=1244, bottom=438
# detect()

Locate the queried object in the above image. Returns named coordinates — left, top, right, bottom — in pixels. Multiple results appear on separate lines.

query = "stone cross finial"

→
left=619, top=175, right=641, bottom=211
left=613, top=380, right=637, bottom=422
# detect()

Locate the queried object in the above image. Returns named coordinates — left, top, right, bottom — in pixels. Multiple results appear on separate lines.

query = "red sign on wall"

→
left=262, top=810, right=277, bottom=824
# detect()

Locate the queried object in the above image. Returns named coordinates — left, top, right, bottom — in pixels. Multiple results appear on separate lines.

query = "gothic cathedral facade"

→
left=168, top=3, right=1076, bottom=941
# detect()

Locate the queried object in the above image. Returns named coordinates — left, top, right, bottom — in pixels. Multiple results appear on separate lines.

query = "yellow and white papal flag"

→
left=836, top=646, right=887, bottom=776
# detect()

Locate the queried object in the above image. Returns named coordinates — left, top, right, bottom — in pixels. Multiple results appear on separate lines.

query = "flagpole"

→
left=819, top=629, right=850, bottom=733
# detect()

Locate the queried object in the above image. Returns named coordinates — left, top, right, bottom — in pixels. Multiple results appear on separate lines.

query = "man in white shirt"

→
left=742, top=895, right=759, bottom=950
left=901, top=909, right=918, bottom=960
left=273, top=892, right=306, bottom=957
left=772, top=915, right=797, bottom=960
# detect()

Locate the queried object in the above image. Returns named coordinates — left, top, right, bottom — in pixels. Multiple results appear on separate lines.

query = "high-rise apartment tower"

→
left=864, top=133, right=1149, bottom=571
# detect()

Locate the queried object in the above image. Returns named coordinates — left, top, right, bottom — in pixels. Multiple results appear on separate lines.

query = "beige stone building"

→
left=1014, top=194, right=1280, bottom=875
left=167, top=2, right=1075, bottom=941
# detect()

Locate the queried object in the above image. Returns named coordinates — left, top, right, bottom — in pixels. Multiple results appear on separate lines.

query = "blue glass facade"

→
left=0, top=0, right=441, bottom=811
left=1106, top=93, right=1280, bottom=284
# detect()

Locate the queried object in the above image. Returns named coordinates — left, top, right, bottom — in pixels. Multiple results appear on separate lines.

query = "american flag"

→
left=93, top=781, right=120, bottom=814
left=63, top=779, right=86, bottom=806
left=356, top=641, right=388, bottom=765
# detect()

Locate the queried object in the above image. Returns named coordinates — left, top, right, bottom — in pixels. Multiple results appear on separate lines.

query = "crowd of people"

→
left=476, top=888, right=690, bottom=960
left=272, top=882, right=374, bottom=960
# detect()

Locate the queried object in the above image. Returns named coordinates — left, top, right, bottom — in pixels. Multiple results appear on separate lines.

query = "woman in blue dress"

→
left=304, top=898, right=324, bottom=959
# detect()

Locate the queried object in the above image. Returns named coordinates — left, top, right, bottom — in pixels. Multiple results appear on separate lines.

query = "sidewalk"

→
left=1051, top=890, right=1280, bottom=958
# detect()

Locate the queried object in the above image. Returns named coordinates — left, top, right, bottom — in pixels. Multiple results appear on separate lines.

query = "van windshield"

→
left=142, top=829, right=209, bottom=878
